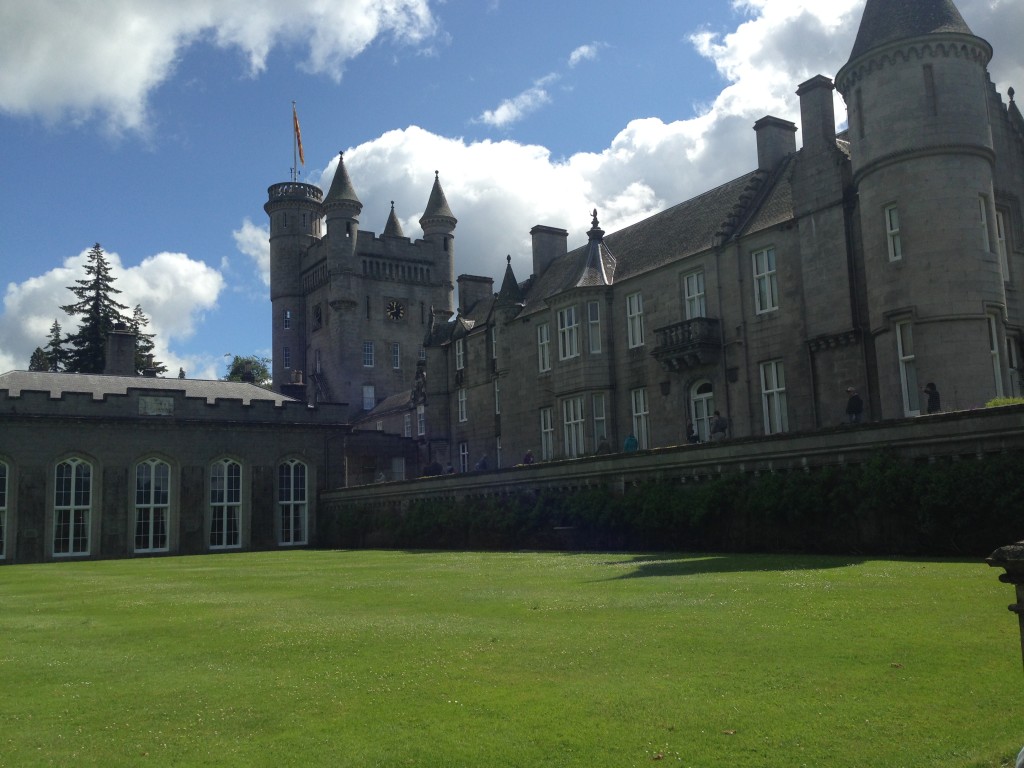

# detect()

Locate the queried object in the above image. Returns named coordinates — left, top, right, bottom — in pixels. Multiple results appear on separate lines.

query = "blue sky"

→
left=1, top=0, right=1022, bottom=379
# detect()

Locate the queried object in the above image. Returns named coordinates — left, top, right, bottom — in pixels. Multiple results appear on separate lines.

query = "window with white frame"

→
left=885, top=205, right=902, bottom=261
left=392, top=342, right=401, bottom=370
left=54, top=457, right=91, bottom=556
left=537, top=323, right=551, bottom=372
left=626, top=292, right=645, bottom=348
left=458, top=442, right=469, bottom=473
left=557, top=306, right=580, bottom=360
left=419, top=346, right=426, bottom=361
left=283, top=346, right=291, bottom=370
left=417, top=404, right=426, bottom=436
left=362, top=384, right=375, bottom=411
left=690, top=380, right=714, bottom=442
left=495, top=437, right=502, bottom=469
left=752, top=248, right=778, bottom=313
left=278, top=459, right=307, bottom=546
left=996, top=210, right=1009, bottom=280
left=0, top=461, right=7, bottom=559
left=284, top=309, right=292, bottom=330
left=458, top=387, right=467, bottom=422
left=135, top=458, right=170, bottom=553
left=540, top=407, right=554, bottom=460
left=491, top=326, right=498, bottom=361
left=562, top=396, right=586, bottom=458
left=363, top=341, right=374, bottom=367
left=455, top=338, right=465, bottom=371
left=587, top=301, right=601, bottom=353
left=631, top=387, right=650, bottom=449
left=494, top=378, right=500, bottom=415
left=760, top=360, right=789, bottom=434
left=403, top=413, right=412, bottom=437
left=684, top=271, right=706, bottom=319
left=209, top=459, right=241, bottom=549
left=989, top=314, right=1004, bottom=399
left=592, top=393, right=607, bottom=445
left=896, top=321, right=920, bottom=416
left=979, top=196, right=991, bottom=252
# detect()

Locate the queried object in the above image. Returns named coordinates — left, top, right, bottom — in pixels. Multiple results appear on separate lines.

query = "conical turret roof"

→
left=848, top=0, right=975, bottom=62
left=324, top=152, right=361, bottom=206
left=419, top=171, right=456, bottom=227
left=572, top=210, right=615, bottom=288
left=496, top=256, right=523, bottom=305
left=383, top=201, right=405, bottom=238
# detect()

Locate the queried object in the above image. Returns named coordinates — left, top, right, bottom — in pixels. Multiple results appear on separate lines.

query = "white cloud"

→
left=568, top=43, right=600, bottom=68
left=0, top=246, right=223, bottom=375
left=233, top=218, right=271, bottom=286
left=0, top=0, right=437, bottom=131
left=476, top=74, right=558, bottom=128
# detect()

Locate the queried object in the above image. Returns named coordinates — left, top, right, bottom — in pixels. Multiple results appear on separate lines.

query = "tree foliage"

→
left=224, top=355, right=271, bottom=385
left=28, top=347, right=50, bottom=371
left=60, top=243, right=130, bottom=373
left=43, top=319, right=67, bottom=371
left=129, top=304, right=166, bottom=375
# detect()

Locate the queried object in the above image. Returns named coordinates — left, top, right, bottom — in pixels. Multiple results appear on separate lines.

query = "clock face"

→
left=386, top=300, right=405, bottom=320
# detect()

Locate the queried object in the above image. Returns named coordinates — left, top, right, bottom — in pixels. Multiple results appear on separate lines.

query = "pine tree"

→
left=43, top=319, right=67, bottom=371
left=128, top=304, right=167, bottom=375
left=61, top=243, right=130, bottom=373
left=28, top=347, right=50, bottom=371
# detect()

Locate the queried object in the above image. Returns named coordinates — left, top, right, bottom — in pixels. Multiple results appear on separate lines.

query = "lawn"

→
left=1, top=550, right=1021, bottom=767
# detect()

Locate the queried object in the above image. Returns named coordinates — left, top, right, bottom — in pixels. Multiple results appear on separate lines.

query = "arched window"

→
left=278, top=460, right=308, bottom=546
left=54, top=457, right=91, bottom=556
left=135, top=458, right=170, bottom=553
left=690, top=381, right=715, bottom=442
left=210, top=459, right=242, bottom=549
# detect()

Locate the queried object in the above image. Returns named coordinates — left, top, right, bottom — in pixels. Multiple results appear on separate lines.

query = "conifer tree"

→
left=129, top=304, right=166, bottom=374
left=43, top=318, right=67, bottom=371
left=60, top=243, right=130, bottom=373
left=28, top=347, right=50, bottom=371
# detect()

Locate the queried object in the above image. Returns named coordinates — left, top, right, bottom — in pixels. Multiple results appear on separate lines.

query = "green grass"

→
left=1, top=550, right=1021, bottom=767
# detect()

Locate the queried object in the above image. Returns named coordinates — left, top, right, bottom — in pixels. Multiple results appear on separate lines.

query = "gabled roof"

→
left=0, top=371, right=295, bottom=406
left=848, top=0, right=975, bottom=62
left=354, top=389, right=414, bottom=425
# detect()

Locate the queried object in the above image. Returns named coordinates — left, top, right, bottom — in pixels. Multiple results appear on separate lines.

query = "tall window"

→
left=363, top=341, right=374, bottom=367
left=626, top=292, right=645, bottom=348
left=0, top=461, right=7, bottom=560
left=458, top=387, right=467, bottom=422
left=989, top=314, right=1004, bottom=399
left=979, top=196, right=991, bottom=252
left=885, top=205, right=902, bottom=261
left=54, top=458, right=91, bottom=556
left=690, top=380, right=714, bottom=442
left=455, top=338, right=465, bottom=371
left=209, top=459, right=241, bottom=549
left=362, top=385, right=375, bottom=411
left=684, top=271, right=706, bottom=319
left=283, top=309, right=292, bottom=330
left=896, top=321, right=920, bottom=416
left=417, top=404, right=426, bottom=436
left=391, top=342, right=401, bottom=370
left=752, top=248, right=778, bottom=313
left=587, top=301, right=602, bottom=353
left=135, top=458, right=170, bottom=553
left=631, top=387, right=650, bottom=449
left=458, top=442, right=469, bottom=473
left=562, top=396, right=585, bottom=458
left=491, top=327, right=498, bottom=361
left=760, top=360, right=789, bottom=434
left=540, top=407, right=554, bottom=460
left=537, top=323, right=551, bottom=372
left=1008, top=337, right=1022, bottom=398
left=592, top=393, right=607, bottom=445
left=494, top=378, right=501, bottom=415
left=557, top=306, right=580, bottom=360
left=283, top=346, right=291, bottom=369
left=403, top=413, right=412, bottom=437
left=996, top=211, right=1009, bottom=280
left=278, top=459, right=307, bottom=546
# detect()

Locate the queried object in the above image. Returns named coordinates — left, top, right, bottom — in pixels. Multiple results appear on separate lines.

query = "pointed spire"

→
left=325, top=151, right=361, bottom=206
left=419, top=170, right=457, bottom=232
left=848, top=0, right=977, bottom=63
left=383, top=201, right=405, bottom=238
left=573, top=209, right=614, bottom=288
left=496, top=255, right=523, bottom=305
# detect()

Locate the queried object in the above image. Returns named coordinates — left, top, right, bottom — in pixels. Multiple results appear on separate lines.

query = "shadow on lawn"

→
left=594, top=552, right=867, bottom=579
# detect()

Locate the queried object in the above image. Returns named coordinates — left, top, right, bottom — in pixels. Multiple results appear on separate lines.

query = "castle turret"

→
left=265, top=178, right=324, bottom=391
left=419, top=171, right=456, bottom=308
left=835, top=0, right=1006, bottom=415
left=323, top=152, right=363, bottom=274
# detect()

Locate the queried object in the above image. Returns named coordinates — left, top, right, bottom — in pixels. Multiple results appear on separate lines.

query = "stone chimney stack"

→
left=797, top=75, right=838, bottom=154
left=104, top=323, right=137, bottom=376
left=456, top=274, right=494, bottom=314
left=753, top=116, right=797, bottom=171
left=530, top=225, right=568, bottom=278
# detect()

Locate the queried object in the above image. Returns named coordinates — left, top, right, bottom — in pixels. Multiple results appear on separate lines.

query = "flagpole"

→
left=292, top=101, right=298, bottom=182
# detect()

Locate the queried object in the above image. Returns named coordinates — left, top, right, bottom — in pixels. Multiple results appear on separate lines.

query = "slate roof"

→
left=420, top=171, right=456, bottom=224
left=324, top=152, right=361, bottom=206
left=849, top=0, right=975, bottom=61
left=383, top=202, right=405, bottom=237
left=0, top=371, right=296, bottom=406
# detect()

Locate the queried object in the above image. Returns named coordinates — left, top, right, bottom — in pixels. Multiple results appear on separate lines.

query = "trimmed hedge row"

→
left=319, top=450, right=1024, bottom=556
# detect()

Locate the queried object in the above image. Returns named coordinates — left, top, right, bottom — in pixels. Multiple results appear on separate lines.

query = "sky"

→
left=1, top=0, right=1022, bottom=380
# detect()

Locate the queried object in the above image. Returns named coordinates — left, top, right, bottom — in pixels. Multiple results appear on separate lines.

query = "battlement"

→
left=267, top=182, right=324, bottom=204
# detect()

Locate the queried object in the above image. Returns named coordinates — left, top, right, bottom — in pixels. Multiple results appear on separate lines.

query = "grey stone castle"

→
left=268, top=0, right=1024, bottom=470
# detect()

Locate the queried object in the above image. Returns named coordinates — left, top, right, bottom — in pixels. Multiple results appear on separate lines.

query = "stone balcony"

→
left=651, top=317, right=722, bottom=371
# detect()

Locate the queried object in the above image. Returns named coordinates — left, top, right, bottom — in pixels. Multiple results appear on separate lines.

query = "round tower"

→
left=264, top=180, right=323, bottom=391
left=323, top=152, right=363, bottom=274
left=419, top=171, right=457, bottom=310
left=835, top=0, right=1006, bottom=415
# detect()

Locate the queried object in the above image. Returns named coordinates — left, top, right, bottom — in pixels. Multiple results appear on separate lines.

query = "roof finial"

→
left=506, top=254, right=511, bottom=265
left=391, top=200, right=395, bottom=209
left=591, top=208, right=599, bottom=229
left=1010, top=86, right=1016, bottom=103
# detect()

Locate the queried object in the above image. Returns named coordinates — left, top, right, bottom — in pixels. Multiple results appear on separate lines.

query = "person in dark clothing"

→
left=845, top=387, right=864, bottom=424
left=923, top=382, right=941, bottom=414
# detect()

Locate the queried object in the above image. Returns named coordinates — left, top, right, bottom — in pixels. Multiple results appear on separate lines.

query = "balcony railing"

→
left=651, top=317, right=722, bottom=371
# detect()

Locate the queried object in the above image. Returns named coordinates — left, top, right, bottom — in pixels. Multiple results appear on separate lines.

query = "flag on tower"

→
left=292, top=103, right=305, bottom=166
